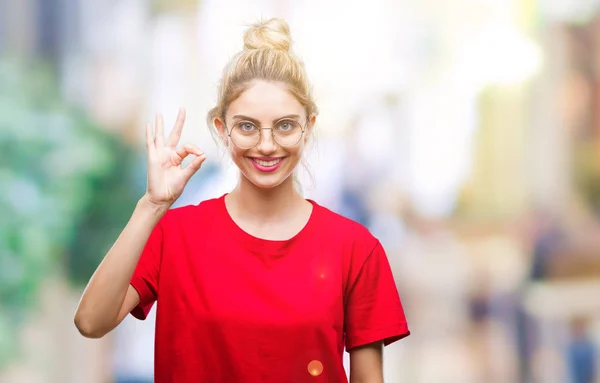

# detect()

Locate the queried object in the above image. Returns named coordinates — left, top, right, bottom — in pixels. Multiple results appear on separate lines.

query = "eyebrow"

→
left=231, top=114, right=301, bottom=124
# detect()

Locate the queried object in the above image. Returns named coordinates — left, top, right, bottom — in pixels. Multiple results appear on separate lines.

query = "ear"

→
left=304, top=114, right=317, bottom=144
left=214, top=117, right=229, bottom=147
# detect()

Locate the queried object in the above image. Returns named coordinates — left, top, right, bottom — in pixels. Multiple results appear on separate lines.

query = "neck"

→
left=227, top=174, right=303, bottom=221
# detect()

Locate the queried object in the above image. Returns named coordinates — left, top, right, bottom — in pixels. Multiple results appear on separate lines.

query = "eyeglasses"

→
left=225, top=119, right=307, bottom=150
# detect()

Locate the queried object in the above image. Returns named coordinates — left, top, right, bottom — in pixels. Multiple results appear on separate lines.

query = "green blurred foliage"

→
left=0, top=59, right=141, bottom=367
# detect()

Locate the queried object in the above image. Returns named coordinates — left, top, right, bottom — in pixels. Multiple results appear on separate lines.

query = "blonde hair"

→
left=206, top=17, right=318, bottom=138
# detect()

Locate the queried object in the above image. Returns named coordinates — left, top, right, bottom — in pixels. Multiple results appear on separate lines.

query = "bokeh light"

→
left=307, top=360, right=323, bottom=376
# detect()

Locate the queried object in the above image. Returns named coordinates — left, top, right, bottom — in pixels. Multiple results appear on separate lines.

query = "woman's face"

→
left=215, top=80, right=315, bottom=189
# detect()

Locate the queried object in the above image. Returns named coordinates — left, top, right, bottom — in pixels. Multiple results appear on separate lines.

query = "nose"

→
left=256, top=128, right=277, bottom=154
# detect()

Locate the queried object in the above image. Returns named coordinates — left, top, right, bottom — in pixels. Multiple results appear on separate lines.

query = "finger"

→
left=167, top=107, right=186, bottom=148
left=155, top=113, right=165, bottom=147
left=145, top=123, right=156, bottom=154
left=182, top=154, right=207, bottom=181
left=175, top=143, right=203, bottom=160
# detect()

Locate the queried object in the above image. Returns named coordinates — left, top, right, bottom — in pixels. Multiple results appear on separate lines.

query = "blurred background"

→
left=1, top=0, right=600, bottom=382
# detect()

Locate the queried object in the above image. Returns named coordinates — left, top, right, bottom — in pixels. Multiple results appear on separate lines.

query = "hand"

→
left=144, top=107, right=206, bottom=208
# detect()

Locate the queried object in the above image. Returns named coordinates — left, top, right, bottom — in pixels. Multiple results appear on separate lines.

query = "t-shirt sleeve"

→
left=129, top=219, right=164, bottom=320
left=344, top=240, right=410, bottom=350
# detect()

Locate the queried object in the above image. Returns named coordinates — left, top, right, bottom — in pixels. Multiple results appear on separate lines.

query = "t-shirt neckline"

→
left=218, top=193, right=319, bottom=252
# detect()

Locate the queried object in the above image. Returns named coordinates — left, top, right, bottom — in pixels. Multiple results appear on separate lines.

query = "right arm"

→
left=73, top=196, right=167, bottom=338
left=73, top=108, right=206, bottom=338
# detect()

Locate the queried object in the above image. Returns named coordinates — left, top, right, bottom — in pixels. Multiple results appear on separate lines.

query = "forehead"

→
left=227, top=80, right=305, bottom=120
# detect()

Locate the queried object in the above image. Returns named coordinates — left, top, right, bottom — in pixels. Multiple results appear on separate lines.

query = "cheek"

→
left=228, top=145, right=246, bottom=161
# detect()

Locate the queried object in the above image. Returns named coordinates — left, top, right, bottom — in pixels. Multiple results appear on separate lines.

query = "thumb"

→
left=182, top=154, right=207, bottom=181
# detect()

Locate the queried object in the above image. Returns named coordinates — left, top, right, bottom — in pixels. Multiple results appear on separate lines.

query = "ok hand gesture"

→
left=145, top=108, right=206, bottom=208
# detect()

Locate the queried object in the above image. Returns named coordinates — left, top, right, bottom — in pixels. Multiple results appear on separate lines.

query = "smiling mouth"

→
left=250, top=158, right=283, bottom=167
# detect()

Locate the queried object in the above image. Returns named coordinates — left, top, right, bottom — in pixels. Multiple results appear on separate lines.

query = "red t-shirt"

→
left=130, top=194, right=409, bottom=382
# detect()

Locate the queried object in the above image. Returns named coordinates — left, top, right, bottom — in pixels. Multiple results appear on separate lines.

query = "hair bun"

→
left=243, top=18, right=292, bottom=52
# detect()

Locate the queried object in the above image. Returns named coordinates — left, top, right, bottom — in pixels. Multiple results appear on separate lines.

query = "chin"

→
left=243, top=172, right=291, bottom=189
left=241, top=167, right=295, bottom=190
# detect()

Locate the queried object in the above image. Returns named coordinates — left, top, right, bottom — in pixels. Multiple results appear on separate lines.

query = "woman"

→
left=74, top=17, right=409, bottom=382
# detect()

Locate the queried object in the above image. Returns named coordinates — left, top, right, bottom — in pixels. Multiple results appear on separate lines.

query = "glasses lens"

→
left=230, top=124, right=260, bottom=149
left=273, top=120, right=303, bottom=147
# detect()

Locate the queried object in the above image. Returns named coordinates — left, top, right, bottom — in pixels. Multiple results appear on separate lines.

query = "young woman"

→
left=74, top=17, right=409, bottom=382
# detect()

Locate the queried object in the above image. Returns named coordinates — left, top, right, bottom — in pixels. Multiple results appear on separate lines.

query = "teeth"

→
left=254, top=158, right=281, bottom=167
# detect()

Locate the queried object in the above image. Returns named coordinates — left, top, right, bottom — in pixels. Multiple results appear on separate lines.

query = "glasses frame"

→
left=224, top=118, right=309, bottom=150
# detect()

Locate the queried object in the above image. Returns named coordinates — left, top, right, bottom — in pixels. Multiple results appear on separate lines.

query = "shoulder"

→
left=160, top=195, right=225, bottom=228
left=311, top=200, right=380, bottom=253
left=311, top=201, right=388, bottom=293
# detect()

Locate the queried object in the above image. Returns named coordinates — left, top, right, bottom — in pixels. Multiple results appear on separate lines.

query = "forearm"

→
left=350, top=379, right=383, bottom=383
left=349, top=342, right=384, bottom=383
left=74, top=195, right=168, bottom=336
left=349, top=374, right=384, bottom=383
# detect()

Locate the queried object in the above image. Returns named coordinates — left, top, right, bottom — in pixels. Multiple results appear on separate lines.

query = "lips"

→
left=248, top=157, right=285, bottom=173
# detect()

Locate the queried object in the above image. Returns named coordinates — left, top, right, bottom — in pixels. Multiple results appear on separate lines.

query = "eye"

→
left=276, top=120, right=297, bottom=132
left=237, top=122, right=257, bottom=132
